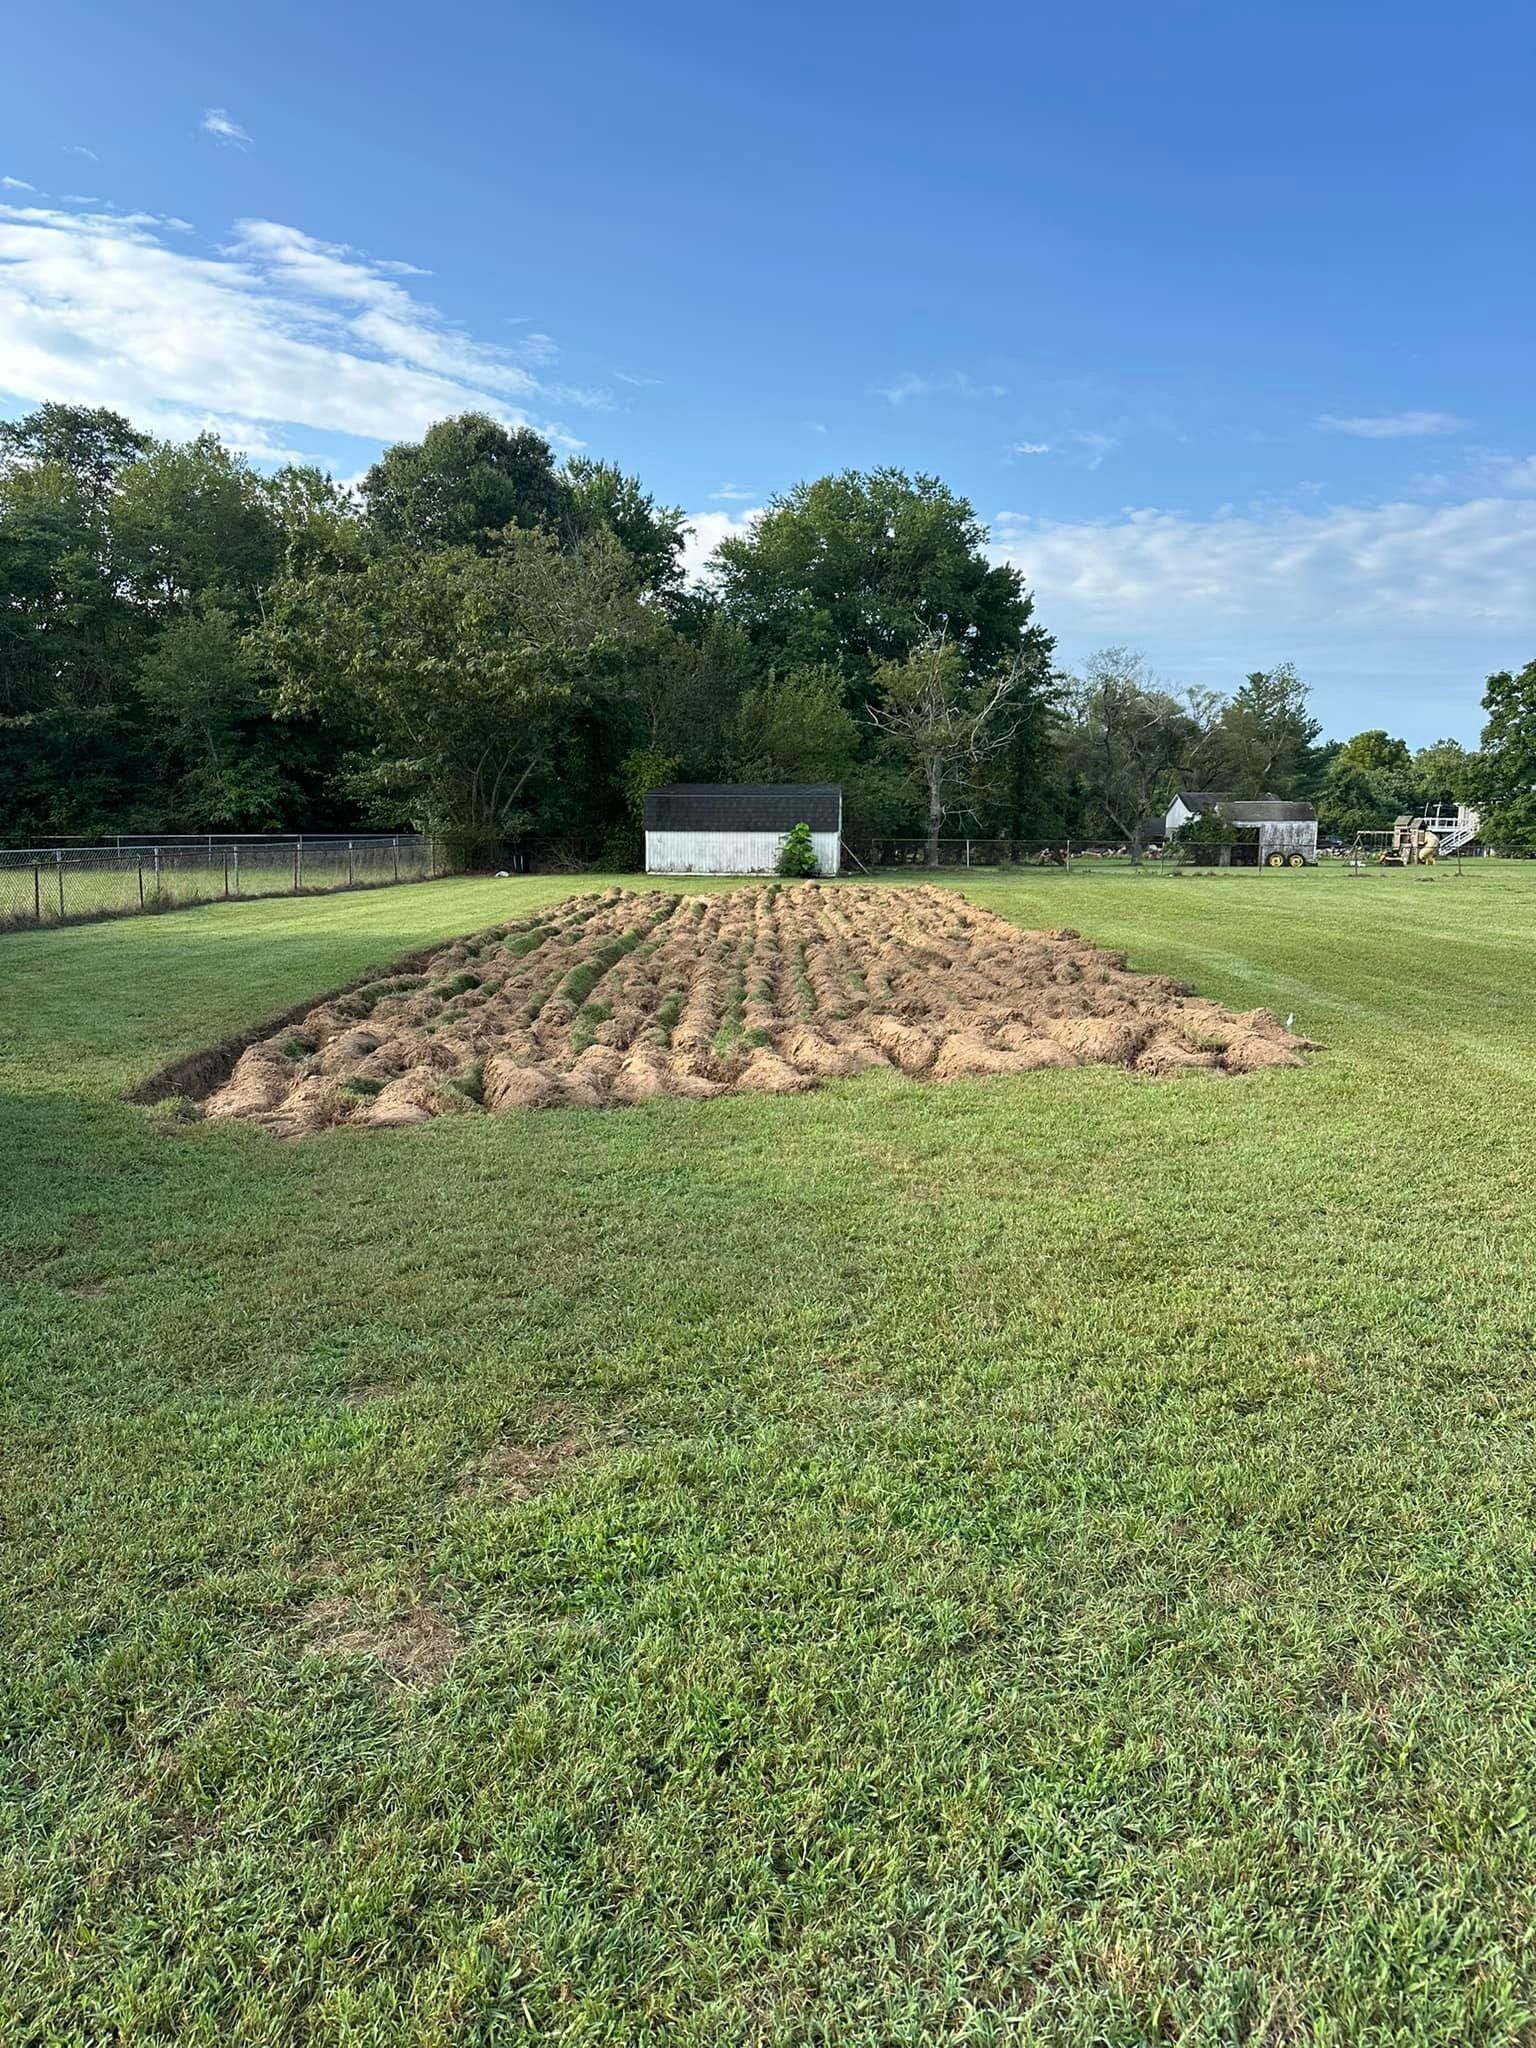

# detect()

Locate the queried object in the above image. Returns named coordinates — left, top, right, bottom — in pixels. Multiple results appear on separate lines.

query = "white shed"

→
left=1165, top=790, right=1238, bottom=836
left=643, top=783, right=843, bottom=876
left=1166, top=791, right=1319, bottom=867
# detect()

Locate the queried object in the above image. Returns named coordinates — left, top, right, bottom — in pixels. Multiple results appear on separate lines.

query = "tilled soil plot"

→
left=194, top=885, right=1314, bottom=1135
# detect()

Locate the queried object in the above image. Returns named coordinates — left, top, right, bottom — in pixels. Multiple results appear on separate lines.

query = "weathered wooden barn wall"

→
left=645, top=830, right=842, bottom=875
left=1257, top=820, right=1318, bottom=863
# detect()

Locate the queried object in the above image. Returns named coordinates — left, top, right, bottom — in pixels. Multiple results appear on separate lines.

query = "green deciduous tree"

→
left=135, top=605, right=293, bottom=828
left=113, top=435, right=282, bottom=620
left=360, top=414, right=569, bottom=553
left=731, top=666, right=862, bottom=786
left=0, top=403, right=150, bottom=503
left=711, top=468, right=1044, bottom=687
left=1069, top=649, right=1220, bottom=861
left=263, top=528, right=654, bottom=860
left=1314, top=729, right=1416, bottom=840
left=867, top=631, right=1029, bottom=867
left=1410, top=737, right=1481, bottom=812
left=0, top=450, right=149, bottom=837
left=261, top=465, right=370, bottom=579
left=563, top=457, right=685, bottom=593
left=1478, top=660, right=1536, bottom=851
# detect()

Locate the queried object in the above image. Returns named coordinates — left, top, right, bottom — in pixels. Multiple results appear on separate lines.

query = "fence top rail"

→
left=0, top=834, right=430, bottom=861
left=102, top=833, right=425, bottom=846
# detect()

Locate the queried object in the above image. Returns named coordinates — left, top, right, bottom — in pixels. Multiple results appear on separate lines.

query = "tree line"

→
left=3, top=401, right=1533, bottom=858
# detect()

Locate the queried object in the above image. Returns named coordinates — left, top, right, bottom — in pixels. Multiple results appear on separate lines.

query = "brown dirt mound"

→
left=182, top=884, right=1314, bottom=1134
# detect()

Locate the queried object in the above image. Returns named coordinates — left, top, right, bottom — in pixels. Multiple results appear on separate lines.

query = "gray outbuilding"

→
left=643, top=783, right=843, bottom=875
left=1165, top=790, right=1318, bottom=866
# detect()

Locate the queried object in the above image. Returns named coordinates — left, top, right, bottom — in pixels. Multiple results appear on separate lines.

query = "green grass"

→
left=7, top=863, right=1536, bottom=2042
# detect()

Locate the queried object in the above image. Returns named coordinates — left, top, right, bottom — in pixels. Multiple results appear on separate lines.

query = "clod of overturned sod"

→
left=181, top=884, right=1314, bottom=1136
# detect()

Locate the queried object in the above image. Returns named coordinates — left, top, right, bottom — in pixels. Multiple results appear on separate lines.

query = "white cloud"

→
left=63, top=146, right=99, bottom=162
left=1, top=178, right=36, bottom=193
left=807, top=420, right=828, bottom=435
left=708, top=482, right=755, bottom=501
left=614, top=369, right=661, bottom=387
left=681, top=506, right=763, bottom=583
left=991, top=492, right=1536, bottom=738
left=202, top=109, right=252, bottom=148
left=878, top=370, right=1007, bottom=405
left=0, top=201, right=608, bottom=454
left=1317, top=410, right=1466, bottom=439
left=1006, top=430, right=1119, bottom=465
left=1072, top=430, right=1119, bottom=468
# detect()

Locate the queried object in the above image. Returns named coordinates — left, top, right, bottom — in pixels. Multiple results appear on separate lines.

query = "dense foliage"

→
left=1478, top=660, right=1536, bottom=851
left=774, top=822, right=820, bottom=877
left=1, top=401, right=1525, bottom=857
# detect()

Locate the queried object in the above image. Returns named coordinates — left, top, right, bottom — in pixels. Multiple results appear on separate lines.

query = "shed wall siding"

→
left=1165, top=797, right=1196, bottom=833
left=645, top=829, right=841, bottom=875
left=1257, top=820, right=1318, bottom=862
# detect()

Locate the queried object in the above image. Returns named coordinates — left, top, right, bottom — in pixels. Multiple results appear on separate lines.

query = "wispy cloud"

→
left=2, top=177, right=36, bottom=193
left=991, top=491, right=1536, bottom=738
left=708, top=482, right=756, bottom=502
left=63, top=145, right=99, bottom=163
left=807, top=420, right=828, bottom=435
left=201, top=109, right=252, bottom=148
left=1008, top=429, right=1121, bottom=466
left=1072, top=430, right=1119, bottom=468
left=877, top=370, right=1007, bottom=405
left=614, top=369, right=661, bottom=387
left=0, top=200, right=612, bottom=454
left=1316, top=410, right=1466, bottom=440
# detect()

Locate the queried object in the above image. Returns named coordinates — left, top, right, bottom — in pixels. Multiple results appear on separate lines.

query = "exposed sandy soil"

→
left=302, top=1597, right=462, bottom=1688
left=194, top=884, right=1314, bottom=1136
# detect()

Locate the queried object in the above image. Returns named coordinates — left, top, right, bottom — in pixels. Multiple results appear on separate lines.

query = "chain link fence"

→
left=847, top=837, right=1136, bottom=871
left=0, top=835, right=444, bottom=932
left=847, top=836, right=1340, bottom=872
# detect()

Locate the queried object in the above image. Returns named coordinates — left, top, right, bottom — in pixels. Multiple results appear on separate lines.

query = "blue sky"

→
left=2, top=0, right=1533, bottom=743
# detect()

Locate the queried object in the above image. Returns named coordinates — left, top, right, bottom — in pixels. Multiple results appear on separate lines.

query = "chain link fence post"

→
left=56, top=849, right=65, bottom=920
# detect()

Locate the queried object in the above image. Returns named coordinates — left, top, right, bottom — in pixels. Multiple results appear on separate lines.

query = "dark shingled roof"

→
left=1172, top=790, right=1239, bottom=813
left=644, top=783, right=842, bottom=833
left=1217, top=799, right=1317, bottom=824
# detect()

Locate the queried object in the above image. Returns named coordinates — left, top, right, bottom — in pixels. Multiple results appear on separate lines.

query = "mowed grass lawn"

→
left=6, top=863, right=1536, bottom=2046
